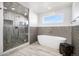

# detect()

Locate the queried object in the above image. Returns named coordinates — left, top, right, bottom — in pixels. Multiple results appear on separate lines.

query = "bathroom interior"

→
left=0, top=2, right=79, bottom=56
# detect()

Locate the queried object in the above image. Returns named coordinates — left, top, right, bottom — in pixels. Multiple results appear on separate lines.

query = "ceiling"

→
left=19, top=2, right=72, bottom=14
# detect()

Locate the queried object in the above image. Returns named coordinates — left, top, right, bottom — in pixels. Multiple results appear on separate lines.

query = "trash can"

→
left=59, top=43, right=74, bottom=56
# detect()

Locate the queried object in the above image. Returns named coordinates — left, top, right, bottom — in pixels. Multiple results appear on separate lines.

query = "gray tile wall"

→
left=30, top=27, right=38, bottom=44
left=72, top=26, right=79, bottom=55
left=38, top=26, right=72, bottom=44
left=30, top=26, right=72, bottom=45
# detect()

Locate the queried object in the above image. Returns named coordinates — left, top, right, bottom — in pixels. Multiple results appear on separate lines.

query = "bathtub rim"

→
left=37, top=35, right=66, bottom=41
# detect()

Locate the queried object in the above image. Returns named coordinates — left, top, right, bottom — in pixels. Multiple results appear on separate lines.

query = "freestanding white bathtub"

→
left=38, top=35, right=66, bottom=49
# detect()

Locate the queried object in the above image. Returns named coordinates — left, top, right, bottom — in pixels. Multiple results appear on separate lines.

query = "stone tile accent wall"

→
left=38, top=26, right=72, bottom=44
left=72, top=26, right=79, bottom=55
left=30, top=27, right=38, bottom=44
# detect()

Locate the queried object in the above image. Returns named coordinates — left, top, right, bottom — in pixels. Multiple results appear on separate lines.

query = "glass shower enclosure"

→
left=3, top=2, right=29, bottom=51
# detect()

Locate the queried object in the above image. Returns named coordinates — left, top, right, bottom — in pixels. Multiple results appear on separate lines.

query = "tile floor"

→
left=2, top=42, right=62, bottom=56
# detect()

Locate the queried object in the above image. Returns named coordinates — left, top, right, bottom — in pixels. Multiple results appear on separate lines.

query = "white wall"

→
left=72, top=2, right=79, bottom=26
left=4, top=11, right=27, bottom=21
left=38, top=6, right=72, bottom=27
left=0, top=2, right=3, bottom=55
left=29, top=10, right=38, bottom=27
left=4, top=11, right=28, bottom=26
left=72, top=2, right=79, bottom=19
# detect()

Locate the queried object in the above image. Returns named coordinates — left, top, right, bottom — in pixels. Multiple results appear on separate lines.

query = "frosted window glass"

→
left=43, top=15, right=64, bottom=24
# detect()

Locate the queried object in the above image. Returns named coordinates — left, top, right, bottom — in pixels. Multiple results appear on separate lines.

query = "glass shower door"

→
left=3, top=2, right=29, bottom=51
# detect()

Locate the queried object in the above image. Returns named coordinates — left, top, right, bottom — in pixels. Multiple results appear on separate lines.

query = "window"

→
left=42, top=15, right=64, bottom=24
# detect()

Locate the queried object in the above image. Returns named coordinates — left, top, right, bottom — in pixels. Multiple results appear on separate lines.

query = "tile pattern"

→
left=38, top=27, right=72, bottom=44
left=72, top=26, right=79, bottom=55
left=2, top=42, right=62, bottom=56
left=30, top=27, right=38, bottom=44
left=3, top=24, right=28, bottom=51
left=4, top=2, right=29, bottom=16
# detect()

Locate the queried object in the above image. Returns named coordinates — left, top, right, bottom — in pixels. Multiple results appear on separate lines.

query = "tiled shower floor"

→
left=2, top=42, right=62, bottom=56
